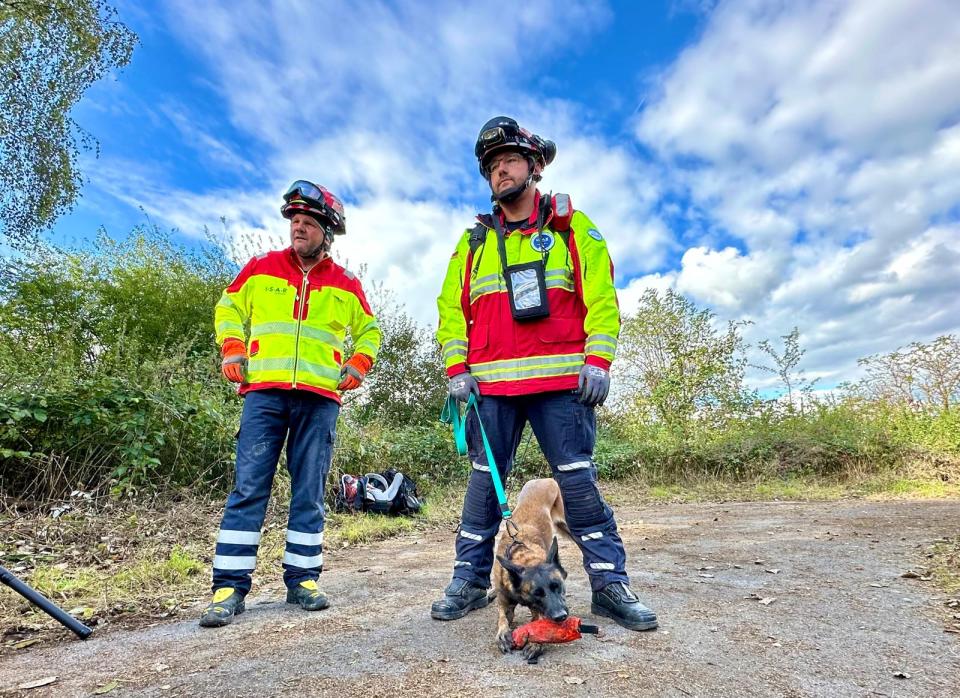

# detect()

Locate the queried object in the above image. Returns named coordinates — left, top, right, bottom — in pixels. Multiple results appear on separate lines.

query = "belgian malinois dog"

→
left=493, top=478, right=570, bottom=662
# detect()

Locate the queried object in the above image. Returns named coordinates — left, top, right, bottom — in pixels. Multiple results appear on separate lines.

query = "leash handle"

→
left=441, top=394, right=512, bottom=519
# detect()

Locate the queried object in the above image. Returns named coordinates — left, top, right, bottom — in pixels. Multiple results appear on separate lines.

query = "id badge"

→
left=506, top=260, right=550, bottom=321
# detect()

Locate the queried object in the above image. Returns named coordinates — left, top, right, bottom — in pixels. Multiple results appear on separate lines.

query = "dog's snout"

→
left=550, top=609, right=569, bottom=622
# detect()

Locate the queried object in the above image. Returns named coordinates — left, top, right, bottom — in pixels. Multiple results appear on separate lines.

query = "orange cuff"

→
left=221, top=338, right=247, bottom=359
left=345, top=353, right=373, bottom=376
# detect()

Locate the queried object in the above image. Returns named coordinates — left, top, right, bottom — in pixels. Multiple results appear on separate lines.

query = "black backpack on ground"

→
left=335, top=468, right=423, bottom=516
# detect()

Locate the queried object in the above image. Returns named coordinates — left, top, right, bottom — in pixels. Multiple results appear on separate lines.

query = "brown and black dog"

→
left=493, top=478, right=571, bottom=662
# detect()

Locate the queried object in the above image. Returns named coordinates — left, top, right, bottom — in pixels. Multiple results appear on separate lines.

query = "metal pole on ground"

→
left=0, top=564, right=92, bottom=639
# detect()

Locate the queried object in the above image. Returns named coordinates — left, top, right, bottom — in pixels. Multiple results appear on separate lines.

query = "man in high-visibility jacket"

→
left=199, top=180, right=381, bottom=628
left=431, top=117, right=658, bottom=633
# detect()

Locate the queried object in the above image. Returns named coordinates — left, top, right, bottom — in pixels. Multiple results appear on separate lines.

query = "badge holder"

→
left=492, top=214, right=550, bottom=322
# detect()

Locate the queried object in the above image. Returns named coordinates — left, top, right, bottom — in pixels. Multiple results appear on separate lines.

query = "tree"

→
left=754, top=327, right=818, bottom=414
left=616, top=288, right=751, bottom=431
left=849, top=335, right=960, bottom=412
left=341, top=284, right=447, bottom=427
left=0, top=1, right=136, bottom=247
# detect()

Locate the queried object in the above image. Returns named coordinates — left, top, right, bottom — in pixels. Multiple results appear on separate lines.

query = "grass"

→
left=928, top=537, right=960, bottom=596
left=29, top=546, right=205, bottom=612
left=600, top=464, right=960, bottom=505
left=0, top=483, right=465, bottom=647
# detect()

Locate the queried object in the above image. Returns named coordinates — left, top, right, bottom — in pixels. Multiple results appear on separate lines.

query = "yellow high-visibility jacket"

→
left=215, top=248, right=380, bottom=403
left=437, top=194, right=620, bottom=396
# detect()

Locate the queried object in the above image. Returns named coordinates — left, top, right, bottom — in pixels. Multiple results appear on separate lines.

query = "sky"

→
left=58, top=0, right=960, bottom=392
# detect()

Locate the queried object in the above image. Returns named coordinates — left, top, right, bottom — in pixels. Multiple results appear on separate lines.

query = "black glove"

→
left=577, top=364, right=610, bottom=407
left=448, top=372, right=481, bottom=403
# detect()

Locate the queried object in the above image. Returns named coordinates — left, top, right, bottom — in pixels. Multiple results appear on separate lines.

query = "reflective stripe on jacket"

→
left=436, top=197, right=619, bottom=396
left=215, top=248, right=380, bottom=403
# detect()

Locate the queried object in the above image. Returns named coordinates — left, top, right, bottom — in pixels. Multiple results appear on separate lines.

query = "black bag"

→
left=335, top=468, right=422, bottom=516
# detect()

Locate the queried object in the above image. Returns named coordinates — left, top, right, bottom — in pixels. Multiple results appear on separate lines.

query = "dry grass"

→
left=0, top=483, right=464, bottom=650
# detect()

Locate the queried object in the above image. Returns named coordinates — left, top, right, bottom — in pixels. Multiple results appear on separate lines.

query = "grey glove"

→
left=577, top=364, right=610, bottom=407
left=448, top=372, right=481, bottom=403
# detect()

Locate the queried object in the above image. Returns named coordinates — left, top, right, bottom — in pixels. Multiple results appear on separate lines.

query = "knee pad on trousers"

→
left=556, top=468, right=612, bottom=530
left=462, top=469, right=502, bottom=528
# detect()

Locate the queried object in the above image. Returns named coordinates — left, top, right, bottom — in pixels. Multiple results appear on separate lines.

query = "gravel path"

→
left=2, top=500, right=959, bottom=697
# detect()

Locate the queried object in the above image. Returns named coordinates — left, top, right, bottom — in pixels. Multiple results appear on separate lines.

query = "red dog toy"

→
left=511, top=616, right=600, bottom=649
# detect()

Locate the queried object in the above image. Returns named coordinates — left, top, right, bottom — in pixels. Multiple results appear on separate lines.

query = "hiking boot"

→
left=286, top=580, right=329, bottom=611
left=199, top=587, right=245, bottom=628
left=430, top=578, right=490, bottom=620
left=591, top=582, right=658, bottom=631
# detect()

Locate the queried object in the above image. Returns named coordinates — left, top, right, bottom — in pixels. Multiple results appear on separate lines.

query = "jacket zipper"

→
left=292, top=270, right=310, bottom=388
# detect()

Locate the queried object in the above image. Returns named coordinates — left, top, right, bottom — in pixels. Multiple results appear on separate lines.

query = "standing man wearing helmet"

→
left=432, top=117, right=658, bottom=636
left=199, top=181, right=381, bottom=628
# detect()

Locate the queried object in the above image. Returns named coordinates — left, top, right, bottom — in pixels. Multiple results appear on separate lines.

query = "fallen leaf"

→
left=18, top=677, right=57, bottom=690
left=94, top=681, right=120, bottom=694
left=698, top=566, right=715, bottom=571
left=893, top=671, right=911, bottom=679
left=869, top=583, right=887, bottom=588
left=900, top=570, right=922, bottom=579
left=698, top=573, right=715, bottom=578
left=563, top=676, right=585, bottom=685
left=759, top=598, right=776, bottom=606
left=765, top=569, right=781, bottom=575
left=12, top=639, right=39, bottom=649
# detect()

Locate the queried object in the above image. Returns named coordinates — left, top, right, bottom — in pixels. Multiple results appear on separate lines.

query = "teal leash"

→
left=441, top=394, right=515, bottom=523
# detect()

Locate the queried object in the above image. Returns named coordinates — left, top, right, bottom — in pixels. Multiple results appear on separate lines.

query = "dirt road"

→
left=3, top=500, right=959, bottom=697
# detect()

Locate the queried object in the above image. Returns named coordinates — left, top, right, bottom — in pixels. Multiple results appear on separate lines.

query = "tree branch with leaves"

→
left=0, top=0, right=137, bottom=247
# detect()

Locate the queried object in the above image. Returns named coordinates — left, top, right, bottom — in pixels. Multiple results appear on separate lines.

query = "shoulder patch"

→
left=343, top=269, right=356, bottom=280
left=586, top=228, right=603, bottom=241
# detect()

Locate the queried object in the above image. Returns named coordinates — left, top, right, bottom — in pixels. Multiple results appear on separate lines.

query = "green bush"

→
left=0, top=228, right=239, bottom=499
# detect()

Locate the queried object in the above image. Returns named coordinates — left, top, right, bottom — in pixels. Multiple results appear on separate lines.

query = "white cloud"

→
left=636, top=0, right=960, bottom=384
left=94, top=0, right=668, bottom=333
left=676, top=246, right=785, bottom=310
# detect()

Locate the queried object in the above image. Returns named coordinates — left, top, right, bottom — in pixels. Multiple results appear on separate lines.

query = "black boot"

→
left=591, top=582, right=658, bottom=630
left=430, top=578, right=490, bottom=620
left=199, top=588, right=245, bottom=628
left=286, top=580, right=329, bottom=611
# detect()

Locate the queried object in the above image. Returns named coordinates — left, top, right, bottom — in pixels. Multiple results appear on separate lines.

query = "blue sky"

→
left=57, top=0, right=960, bottom=391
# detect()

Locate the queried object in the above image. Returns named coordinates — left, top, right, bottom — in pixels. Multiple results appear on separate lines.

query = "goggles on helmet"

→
left=474, top=117, right=555, bottom=178
left=281, top=180, right=347, bottom=235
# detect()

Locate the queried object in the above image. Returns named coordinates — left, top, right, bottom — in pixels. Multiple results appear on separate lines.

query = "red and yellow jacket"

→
left=215, top=248, right=381, bottom=403
left=436, top=193, right=620, bottom=396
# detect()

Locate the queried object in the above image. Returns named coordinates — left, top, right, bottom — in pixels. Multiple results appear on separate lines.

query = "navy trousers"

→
left=211, top=389, right=339, bottom=595
left=451, top=391, right=629, bottom=592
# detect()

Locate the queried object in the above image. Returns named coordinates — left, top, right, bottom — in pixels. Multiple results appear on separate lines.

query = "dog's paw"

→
left=522, top=642, right=544, bottom=664
left=496, top=629, right=514, bottom=654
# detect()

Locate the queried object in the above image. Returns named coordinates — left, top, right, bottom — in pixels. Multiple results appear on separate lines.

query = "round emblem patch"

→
left=587, top=228, right=603, bottom=241
left=531, top=231, right=555, bottom=253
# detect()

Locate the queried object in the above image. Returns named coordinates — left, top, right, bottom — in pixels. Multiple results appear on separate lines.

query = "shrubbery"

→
left=1, top=228, right=956, bottom=503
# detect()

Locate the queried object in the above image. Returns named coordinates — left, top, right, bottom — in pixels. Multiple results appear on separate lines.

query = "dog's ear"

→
left=497, top=555, right=524, bottom=587
left=547, top=536, right=567, bottom=579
